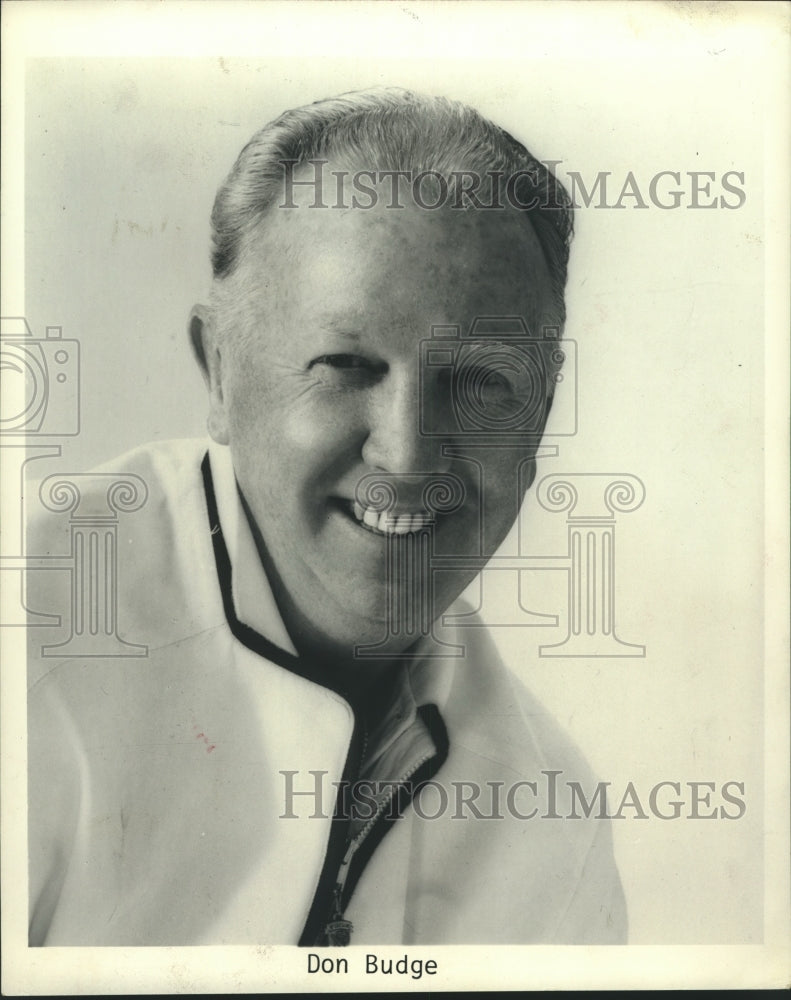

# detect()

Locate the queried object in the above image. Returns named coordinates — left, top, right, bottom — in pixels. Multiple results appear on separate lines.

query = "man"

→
left=27, top=88, right=627, bottom=945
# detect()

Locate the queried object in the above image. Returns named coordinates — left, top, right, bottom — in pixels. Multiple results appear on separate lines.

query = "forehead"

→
left=235, top=169, right=554, bottom=334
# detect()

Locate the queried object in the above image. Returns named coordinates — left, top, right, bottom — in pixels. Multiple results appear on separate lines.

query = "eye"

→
left=461, top=366, right=516, bottom=395
left=480, top=369, right=512, bottom=390
left=311, top=354, right=370, bottom=370
left=308, top=353, right=386, bottom=387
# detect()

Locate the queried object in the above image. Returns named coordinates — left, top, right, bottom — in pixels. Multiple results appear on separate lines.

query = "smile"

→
left=350, top=500, right=433, bottom=536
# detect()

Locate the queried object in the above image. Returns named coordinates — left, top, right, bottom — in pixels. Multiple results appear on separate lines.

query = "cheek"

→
left=226, top=374, right=367, bottom=487
left=284, top=402, right=361, bottom=456
left=480, top=451, right=536, bottom=515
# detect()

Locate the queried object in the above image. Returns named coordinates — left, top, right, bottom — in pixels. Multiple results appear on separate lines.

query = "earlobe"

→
left=206, top=410, right=230, bottom=446
left=188, top=304, right=230, bottom=446
left=521, top=456, right=538, bottom=495
left=189, top=305, right=212, bottom=382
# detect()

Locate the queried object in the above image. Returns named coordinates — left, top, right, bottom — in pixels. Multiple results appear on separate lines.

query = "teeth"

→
left=350, top=502, right=432, bottom=536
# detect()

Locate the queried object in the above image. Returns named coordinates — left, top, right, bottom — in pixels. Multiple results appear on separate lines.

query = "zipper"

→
left=320, top=746, right=436, bottom=946
left=340, top=747, right=435, bottom=878
left=297, top=712, right=366, bottom=948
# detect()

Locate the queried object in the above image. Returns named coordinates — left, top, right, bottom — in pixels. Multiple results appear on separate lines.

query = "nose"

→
left=361, top=367, right=452, bottom=476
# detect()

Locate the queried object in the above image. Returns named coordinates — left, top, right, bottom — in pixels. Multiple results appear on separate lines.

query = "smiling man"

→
left=27, top=89, right=627, bottom=946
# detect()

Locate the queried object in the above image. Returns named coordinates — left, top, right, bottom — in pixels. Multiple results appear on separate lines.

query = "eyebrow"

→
left=317, top=319, right=364, bottom=340
left=318, top=314, right=420, bottom=338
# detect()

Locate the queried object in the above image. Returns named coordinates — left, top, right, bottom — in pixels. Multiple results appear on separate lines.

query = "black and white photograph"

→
left=2, top=1, right=789, bottom=993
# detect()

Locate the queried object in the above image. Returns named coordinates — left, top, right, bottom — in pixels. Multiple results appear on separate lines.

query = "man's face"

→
left=201, top=173, right=555, bottom=662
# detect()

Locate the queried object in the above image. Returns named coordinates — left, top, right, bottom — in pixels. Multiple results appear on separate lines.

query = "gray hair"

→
left=210, top=87, right=574, bottom=330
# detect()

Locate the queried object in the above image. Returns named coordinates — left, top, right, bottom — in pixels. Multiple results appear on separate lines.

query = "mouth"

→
left=334, top=498, right=434, bottom=537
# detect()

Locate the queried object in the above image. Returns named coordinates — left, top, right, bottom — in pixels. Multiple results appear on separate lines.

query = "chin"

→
left=313, top=599, right=412, bottom=658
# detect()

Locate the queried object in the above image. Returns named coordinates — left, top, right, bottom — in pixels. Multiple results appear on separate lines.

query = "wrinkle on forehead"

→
left=224, top=176, right=554, bottom=347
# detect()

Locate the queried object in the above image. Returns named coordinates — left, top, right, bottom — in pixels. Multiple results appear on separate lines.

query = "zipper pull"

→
left=322, top=882, right=354, bottom=947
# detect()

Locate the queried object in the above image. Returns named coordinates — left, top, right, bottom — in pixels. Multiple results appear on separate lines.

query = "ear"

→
left=189, top=304, right=230, bottom=445
left=538, top=388, right=555, bottom=441
left=519, top=392, right=554, bottom=496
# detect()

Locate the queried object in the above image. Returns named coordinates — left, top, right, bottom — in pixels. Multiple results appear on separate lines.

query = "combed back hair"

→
left=210, top=87, right=574, bottom=331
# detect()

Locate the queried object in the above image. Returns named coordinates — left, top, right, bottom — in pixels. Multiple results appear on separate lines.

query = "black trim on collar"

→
left=201, top=451, right=309, bottom=678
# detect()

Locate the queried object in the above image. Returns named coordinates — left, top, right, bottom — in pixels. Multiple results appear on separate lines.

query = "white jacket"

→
left=27, top=439, right=627, bottom=946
